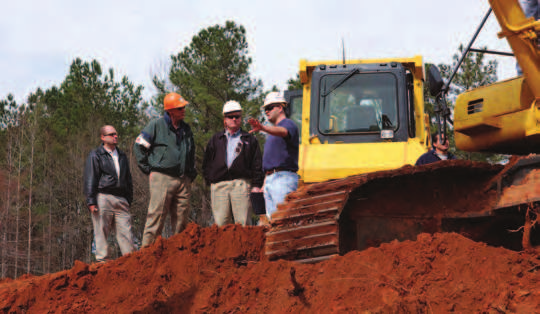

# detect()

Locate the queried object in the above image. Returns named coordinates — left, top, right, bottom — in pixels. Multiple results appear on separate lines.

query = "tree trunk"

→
left=27, top=131, right=35, bottom=274
left=63, top=215, right=67, bottom=270
left=2, top=134, right=13, bottom=278
left=15, top=124, right=23, bottom=278
left=48, top=184, right=52, bottom=274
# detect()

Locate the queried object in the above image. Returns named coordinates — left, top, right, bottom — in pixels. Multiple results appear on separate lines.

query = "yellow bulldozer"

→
left=265, top=0, right=540, bottom=263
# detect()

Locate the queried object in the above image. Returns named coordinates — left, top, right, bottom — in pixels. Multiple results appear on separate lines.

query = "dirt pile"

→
left=1, top=223, right=540, bottom=313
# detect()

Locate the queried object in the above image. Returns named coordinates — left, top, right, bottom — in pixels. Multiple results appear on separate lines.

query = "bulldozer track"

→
left=266, top=160, right=510, bottom=263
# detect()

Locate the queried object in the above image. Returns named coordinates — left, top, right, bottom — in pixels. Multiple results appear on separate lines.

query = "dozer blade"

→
left=488, top=155, right=540, bottom=250
left=492, top=155, right=540, bottom=210
left=266, top=159, right=540, bottom=263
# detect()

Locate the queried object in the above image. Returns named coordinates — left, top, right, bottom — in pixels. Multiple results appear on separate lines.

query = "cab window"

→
left=318, top=72, right=398, bottom=134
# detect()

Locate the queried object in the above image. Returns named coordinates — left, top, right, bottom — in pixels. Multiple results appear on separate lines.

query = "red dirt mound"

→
left=1, top=223, right=540, bottom=313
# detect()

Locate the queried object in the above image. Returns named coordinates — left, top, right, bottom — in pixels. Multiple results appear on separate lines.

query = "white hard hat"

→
left=223, top=100, right=242, bottom=115
left=262, top=92, right=287, bottom=109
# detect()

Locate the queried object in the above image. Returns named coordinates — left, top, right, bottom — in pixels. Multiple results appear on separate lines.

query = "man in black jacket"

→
left=415, top=133, right=457, bottom=166
left=84, top=125, right=135, bottom=262
left=202, top=101, right=264, bottom=226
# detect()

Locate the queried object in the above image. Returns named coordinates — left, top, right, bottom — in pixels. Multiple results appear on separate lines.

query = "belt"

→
left=265, top=168, right=288, bottom=175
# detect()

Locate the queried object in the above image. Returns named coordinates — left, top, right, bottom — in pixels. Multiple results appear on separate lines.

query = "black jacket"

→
left=83, top=144, right=133, bottom=206
left=415, top=149, right=456, bottom=166
left=202, top=129, right=264, bottom=188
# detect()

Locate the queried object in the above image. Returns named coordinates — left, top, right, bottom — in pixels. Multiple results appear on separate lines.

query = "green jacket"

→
left=134, top=113, right=197, bottom=180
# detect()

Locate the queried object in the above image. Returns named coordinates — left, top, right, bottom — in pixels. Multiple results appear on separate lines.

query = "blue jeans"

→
left=263, top=171, right=299, bottom=219
left=522, top=0, right=540, bottom=19
left=517, top=0, right=540, bottom=74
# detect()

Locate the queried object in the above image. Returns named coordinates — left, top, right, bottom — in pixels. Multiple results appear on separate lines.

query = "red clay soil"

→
left=1, top=223, right=540, bottom=313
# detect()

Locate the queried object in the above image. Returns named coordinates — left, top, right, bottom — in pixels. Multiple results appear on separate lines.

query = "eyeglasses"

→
left=264, top=104, right=280, bottom=112
left=104, top=132, right=117, bottom=137
left=175, top=107, right=186, bottom=112
left=225, top=115, right=242, bottom=120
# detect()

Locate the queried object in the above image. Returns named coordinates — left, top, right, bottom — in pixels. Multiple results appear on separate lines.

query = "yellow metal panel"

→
left=300, top=139, right=427, bottom=183
left=299, top=59, right=309, bottom=84
left=455, top=77, right=530, bottom=122
left=300, top=56, right=424, bottom=81
left=454, top=76, right=540, bottom=153
left=456, top=109, right=531, bottom=152
left=525, top=104, right=540, bottom=135
left=300, top=65, right=312, bottom=147
left=414, top=71, right=428, bottom=145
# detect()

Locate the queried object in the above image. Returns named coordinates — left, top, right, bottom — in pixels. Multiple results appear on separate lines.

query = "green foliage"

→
left=40, top=58, right=145, bottom=140
left=0, top=95, right=20, bottom=169
left=423, top=63, right=438, bottom=119
left=0, top=94, right=19, bottom=129
left=439, top=44, right=498, bottom=95
left=287, top=73, right=302, bottom=91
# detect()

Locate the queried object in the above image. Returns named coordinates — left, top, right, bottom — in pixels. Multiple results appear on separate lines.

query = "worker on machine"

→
left=415, top=133, right=456, bottom=166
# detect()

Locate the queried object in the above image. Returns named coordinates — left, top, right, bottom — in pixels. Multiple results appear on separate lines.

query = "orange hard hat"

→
left=163, top=92, right=189, bottom=110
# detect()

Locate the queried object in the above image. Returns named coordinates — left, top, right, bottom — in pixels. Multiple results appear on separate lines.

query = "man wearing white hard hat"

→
left=248, top=92, right=299, bottom=221
left=202, top=100, right=264, bottom=226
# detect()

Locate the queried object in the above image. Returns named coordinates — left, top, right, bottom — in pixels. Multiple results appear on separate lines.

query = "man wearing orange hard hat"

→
left=134, top=92, right=197, bottom=247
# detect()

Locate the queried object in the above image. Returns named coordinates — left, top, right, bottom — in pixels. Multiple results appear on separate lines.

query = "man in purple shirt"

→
left=248, top=92, right=299, bottom=223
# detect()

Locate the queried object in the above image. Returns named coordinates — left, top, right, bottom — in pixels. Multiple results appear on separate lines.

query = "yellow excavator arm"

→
left=453, top=0, right=540, bottom=154
left=490, top=0, right=540, bottom=91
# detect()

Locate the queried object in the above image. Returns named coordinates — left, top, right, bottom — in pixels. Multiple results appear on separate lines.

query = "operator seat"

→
left=346, top=106, right=379, bottom=131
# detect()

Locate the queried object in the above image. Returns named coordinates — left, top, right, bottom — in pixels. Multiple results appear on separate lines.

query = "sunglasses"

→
left=225, top=115, right=242, bottom=120
left=104, top=132, right=117, bottom=137
left=235, top=141, right=243, bottom=153
left=264, top=104, right=281, bottom=112
left=175, top=107, right=186, bottom=112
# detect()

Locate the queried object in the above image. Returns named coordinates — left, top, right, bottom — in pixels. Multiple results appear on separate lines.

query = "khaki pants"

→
left=142, top=172, right=191, bottom=247
left=211, top=178, right=252, bottom=226
left=92, top=193, right=135, bottom=262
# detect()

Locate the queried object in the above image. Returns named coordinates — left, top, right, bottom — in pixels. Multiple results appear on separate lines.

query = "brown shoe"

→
left=258, top=215, right=271, bottom=228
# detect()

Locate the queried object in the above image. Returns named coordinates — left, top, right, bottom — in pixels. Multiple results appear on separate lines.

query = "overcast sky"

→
left=1, top=0, right=516, bottom=104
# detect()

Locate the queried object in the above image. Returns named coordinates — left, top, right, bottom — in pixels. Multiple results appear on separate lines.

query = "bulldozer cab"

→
left=293, top=57, right=430, bottom=183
